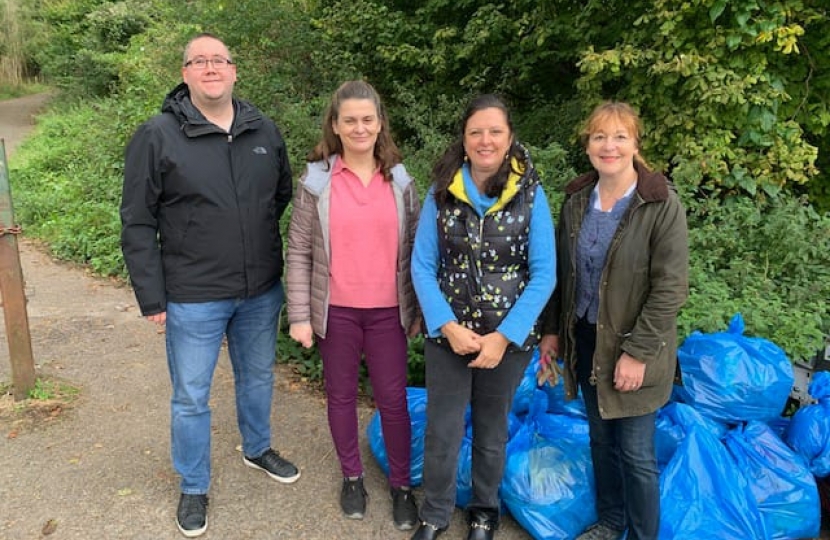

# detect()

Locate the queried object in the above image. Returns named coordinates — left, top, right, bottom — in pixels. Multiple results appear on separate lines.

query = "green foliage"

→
left=406, top=335, right=426, bottom=387
left=682, top=195, right=830, bottom=360
left=6, top=0, right=829, bottom=371
left=575, top=0, right=824, bottom=199
left=10, top=100, right=127, bottom=276
left=0, top=81, right=51, bottom=100
left=23, top=0, right=171, bottom=98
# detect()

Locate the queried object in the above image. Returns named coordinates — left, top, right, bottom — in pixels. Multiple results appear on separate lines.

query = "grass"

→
left=0, top=81, right=52, bottom=100
left=0, top=376, right=81, bottom=436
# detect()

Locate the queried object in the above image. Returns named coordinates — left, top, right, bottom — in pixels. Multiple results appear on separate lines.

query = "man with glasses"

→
left=121, top=32, right=297, bottom=537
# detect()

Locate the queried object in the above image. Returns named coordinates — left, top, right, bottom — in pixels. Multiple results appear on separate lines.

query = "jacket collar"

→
left=447, top=157, right=529, bottom=215
left=162, top=82, right=262, bottom=137
left=565, top=161, right=670, bottom=202
left=303, top=155, right=411, bottom=197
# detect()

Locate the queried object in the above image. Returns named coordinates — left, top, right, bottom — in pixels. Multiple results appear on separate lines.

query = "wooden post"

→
left=0, top=138, right=35, bottom=400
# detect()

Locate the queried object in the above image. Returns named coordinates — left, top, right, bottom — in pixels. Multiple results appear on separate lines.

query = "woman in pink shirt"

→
left=285, top=80, right=421, bottom=529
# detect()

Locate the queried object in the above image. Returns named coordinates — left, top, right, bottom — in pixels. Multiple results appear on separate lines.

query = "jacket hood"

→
left=160, top=82, right=263, bottom=136
left=447, top=142, right=539, bottom=213
left=302, top=156, right=412, bottom=197
left=161, top=83, right=203, bottom=123
left=565, top=161, right=672, bottom=202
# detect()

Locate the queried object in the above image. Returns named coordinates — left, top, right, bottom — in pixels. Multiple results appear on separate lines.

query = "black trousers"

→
left=418, top=339, right=532, bottom=527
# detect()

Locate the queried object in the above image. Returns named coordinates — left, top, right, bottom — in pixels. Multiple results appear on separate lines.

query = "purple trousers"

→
left=317, top=305, right=412, bottom=488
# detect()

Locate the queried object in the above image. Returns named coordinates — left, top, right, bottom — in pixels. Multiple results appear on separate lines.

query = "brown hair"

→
left=307, top=80, right=402, bottom=182
left=580, top=101, right=650, bottom=170
left=431, top=94, right=525, bottom=204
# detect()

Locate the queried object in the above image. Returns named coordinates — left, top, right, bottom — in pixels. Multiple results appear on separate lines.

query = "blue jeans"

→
left=576, top=318, right=659, bottom=540
left=165, top=283, right=283, bottom=494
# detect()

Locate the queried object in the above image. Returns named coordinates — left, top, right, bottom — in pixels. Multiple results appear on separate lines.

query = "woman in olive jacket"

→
left=539, top=101, right=688, bottom=540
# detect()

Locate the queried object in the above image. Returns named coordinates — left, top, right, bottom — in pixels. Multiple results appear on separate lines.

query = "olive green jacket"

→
left=541, top=163, right=689, bottom=419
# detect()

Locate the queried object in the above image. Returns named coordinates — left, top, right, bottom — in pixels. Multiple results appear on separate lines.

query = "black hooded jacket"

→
left=120, top=83, right=293, bottom=315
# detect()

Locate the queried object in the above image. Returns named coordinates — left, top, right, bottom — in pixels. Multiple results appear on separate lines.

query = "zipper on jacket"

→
left=226, top=133, right=248, bottom=295
left=472, top=215, right=487, bottom=301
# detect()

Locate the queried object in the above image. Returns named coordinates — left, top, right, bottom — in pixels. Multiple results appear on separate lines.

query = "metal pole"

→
left=0, top=138, right=36, bottom=400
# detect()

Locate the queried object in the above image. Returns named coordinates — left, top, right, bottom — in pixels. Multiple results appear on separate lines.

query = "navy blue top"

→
left=575, top=189, right=634, bottom=323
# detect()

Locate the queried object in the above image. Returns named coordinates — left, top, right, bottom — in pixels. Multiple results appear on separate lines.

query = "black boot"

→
left=466, top=510, right=498, bottom=540
left=410, top=521, right=446, bottom=540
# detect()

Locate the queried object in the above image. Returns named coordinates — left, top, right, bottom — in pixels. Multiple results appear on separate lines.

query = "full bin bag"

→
left=655, top=402, right=727, bottom=469
left=501, top=418, right=596, bottom=540
left=512, top=348, right=542, bottom=418
left=368, top=386, right=427, bottom=486
left=659, top=426, right=768, bottom=539
left=724, top=421, right=819, bottom=539
left=674, top=313, right=793, bottom=423
left=784, top=370, right=830, bottom=477
left=537, top=366, right=587, bottom=420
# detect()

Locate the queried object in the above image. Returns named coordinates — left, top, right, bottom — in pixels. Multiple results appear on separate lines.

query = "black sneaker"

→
left=391, top=487, right=418, bottom=530
left=576, top=524, right=625, bottom=540
left=176, top=493, right=208, bottom=538
left=243, top=448, right=300, bottom=483
left=341, top=477, right=368, bottom=519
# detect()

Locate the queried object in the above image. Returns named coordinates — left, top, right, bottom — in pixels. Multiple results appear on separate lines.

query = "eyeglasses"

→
left=184, top=57, right=235, bottom=70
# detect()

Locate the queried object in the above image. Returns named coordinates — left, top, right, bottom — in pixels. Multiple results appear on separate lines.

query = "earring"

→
left=504, top=153, right=510, bottom=161
left=463, top=154, right=469, bottom=163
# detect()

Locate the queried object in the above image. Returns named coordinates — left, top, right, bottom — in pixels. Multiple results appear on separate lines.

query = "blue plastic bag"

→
left=367, top=386, right=427, bottom=485
left=784, top=370, right=830, bottom=477
left=724, top=421, right=819, bottom=539
left=659, top=426, right=768, bottom=539
left=514, top=347, right=587, bottom=420
left=655, top=402, right=727, bottom=470
left=522, top=388, right=589, bottom=444
left=501, top=420, right=596, bottom=540
left=765, top=416, right=790, bottom=440
left=674, top=313, right=793, bottom=423
left=512, top=348, right=543, bottom=418
left=538, top=367, right=587, bottom=420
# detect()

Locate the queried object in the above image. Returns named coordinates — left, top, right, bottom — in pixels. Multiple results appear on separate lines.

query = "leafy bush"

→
left=7, top=0, right=829, bottom=378
left=10, top=100, right=127, bottom=276
left=682, top=195, right=830, bottom=361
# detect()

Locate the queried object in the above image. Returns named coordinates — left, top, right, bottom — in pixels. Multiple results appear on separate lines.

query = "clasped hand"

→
left=441, top=322, right=509, bottom=369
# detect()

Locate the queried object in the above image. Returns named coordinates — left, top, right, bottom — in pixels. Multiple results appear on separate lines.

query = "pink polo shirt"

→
left=328, top=156, right=399, bottom=308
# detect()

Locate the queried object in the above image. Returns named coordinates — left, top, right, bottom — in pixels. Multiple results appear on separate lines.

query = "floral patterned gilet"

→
left=436, top=166, right=539, bottom=351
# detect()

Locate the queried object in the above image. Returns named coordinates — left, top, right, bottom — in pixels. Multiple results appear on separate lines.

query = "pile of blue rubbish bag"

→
left=367, top=314, right=828, bottom=539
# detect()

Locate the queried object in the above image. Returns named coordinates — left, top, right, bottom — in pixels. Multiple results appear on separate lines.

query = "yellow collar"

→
left=447, top=158, right=526, bottom=214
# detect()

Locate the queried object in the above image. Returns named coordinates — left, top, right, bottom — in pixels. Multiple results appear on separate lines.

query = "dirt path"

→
left=0, top=92, right=55, bottom=156
left=0, top=95, right=534, bottom=539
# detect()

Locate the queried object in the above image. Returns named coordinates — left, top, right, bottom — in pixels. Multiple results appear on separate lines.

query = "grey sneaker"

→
left=176, top=493, right=208, bottom=538
left=576, top=523, right=624, bottom=540
left=341, top=477, right=368, bottom=519
left=243, top=448, right=300, bottom=483
left=391, top=487, right=418, bottom=530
